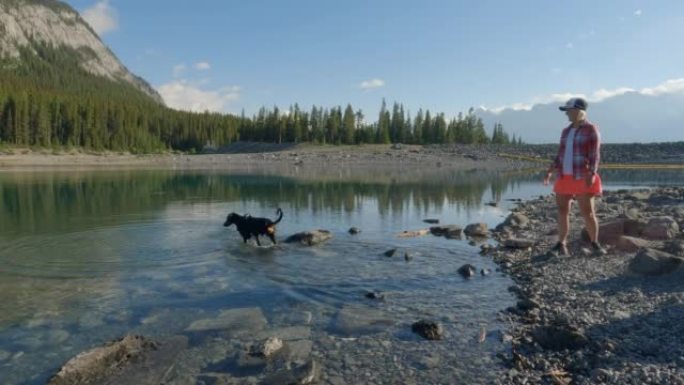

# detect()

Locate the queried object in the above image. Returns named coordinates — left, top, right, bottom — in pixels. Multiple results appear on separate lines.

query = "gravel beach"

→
left=488, top=187, right=684, bottom=385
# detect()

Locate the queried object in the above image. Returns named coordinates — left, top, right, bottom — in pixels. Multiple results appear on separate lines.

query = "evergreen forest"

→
left=0, top=45, right=518, bottom=153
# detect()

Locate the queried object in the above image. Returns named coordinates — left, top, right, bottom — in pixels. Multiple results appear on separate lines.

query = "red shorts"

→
left=553, top=174, right=602, bottom=196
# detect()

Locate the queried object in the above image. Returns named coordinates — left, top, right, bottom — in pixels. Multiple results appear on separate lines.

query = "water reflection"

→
left=0, top=167, right=682, bottom=384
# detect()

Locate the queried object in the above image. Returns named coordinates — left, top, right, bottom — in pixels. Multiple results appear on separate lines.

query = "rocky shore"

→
left=1, top=141, right=682, bottom=170
left=487, top=187, right=684, bottom=385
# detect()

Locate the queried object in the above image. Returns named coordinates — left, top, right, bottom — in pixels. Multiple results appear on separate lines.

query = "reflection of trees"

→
left=0, top=170, right=539, bottom=234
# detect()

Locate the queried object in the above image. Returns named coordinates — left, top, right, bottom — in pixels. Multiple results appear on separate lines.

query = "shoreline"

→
left=1, top=144, right=682, bottom=171
left=489, top=187, right=684, bottom=384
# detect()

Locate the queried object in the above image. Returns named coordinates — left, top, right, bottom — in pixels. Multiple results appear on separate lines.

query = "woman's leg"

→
left=556, top=194, right=573, bottom=244
left=577, top=194, right=598, bottom=242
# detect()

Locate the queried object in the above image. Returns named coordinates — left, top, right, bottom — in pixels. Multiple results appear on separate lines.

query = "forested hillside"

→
left=0, top=48, right=517, bottom=153
left=0, top=0, right=517, bottom=152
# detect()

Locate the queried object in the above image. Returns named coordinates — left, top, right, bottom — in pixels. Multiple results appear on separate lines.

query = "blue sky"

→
left=65, top=0, right=684, bottom=121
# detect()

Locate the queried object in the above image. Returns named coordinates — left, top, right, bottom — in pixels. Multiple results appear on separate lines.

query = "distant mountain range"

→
left=476, top=91, right=684, bottom=144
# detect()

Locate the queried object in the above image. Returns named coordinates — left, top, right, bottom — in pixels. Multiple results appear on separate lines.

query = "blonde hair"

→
left=577, top=109, right=587, bottom=121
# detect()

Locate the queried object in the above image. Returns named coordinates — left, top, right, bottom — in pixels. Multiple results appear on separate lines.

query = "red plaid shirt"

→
left=551, top=121, right=601, bottom=180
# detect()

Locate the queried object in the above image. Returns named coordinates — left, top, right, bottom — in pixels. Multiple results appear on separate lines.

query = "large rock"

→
left=457, top=264, right=477, bottom=278
left=504, top=238, right=535, bottom=249
left=501, top=213, right=530, bottom=229
left=628, top=248, right=684, bottom=276
left=464, top=223, right=488, bottom=237
left=532, top=325, right=588, bottom=351
left=596, top=220, right=626, bottom=245
left=615, top=236, right=651, bottom=253
left=48, top=335, right=187, bottom=385
left=411, top=320, right=444, bottom=340
left=642, top=216, right=680, bottom=240
left=284, top=230, right=333, bottom=246
left=429, top=225, right=462, bottom=238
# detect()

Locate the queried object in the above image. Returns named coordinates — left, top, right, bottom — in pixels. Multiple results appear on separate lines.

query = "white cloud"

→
left=81, top=0, right=118, bottom=35
left=173, top=64, right=186, bottom=78
left=640, top=78, right=684, bottom=95
left=634, top=9, right=642, bottom=17
left=484, top=79, right=684, bottom=114
left=359, top=78, right=385, bottom=90
left=590, top=87, right=636, bottom=101
left=194, top=62, right=211, bottom=71
left=157, top=80, right=241, bottom=113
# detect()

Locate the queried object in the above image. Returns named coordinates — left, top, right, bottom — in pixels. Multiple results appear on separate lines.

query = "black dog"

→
left=223, top=208, right=283, bottom=246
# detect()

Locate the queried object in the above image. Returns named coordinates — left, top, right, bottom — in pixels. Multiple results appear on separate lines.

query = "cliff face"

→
left=0, top=0, right=163, bottom=104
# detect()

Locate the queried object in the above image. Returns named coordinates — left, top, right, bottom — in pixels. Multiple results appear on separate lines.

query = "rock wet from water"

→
left=284, top=229, right=333, bottom=246
left=411, top=320, right=444, bottom=340
left=457, top=263, right=477, bottom=278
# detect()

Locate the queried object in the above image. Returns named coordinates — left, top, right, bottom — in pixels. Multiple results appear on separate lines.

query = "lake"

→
left=1, top=167, right=682, bottom=384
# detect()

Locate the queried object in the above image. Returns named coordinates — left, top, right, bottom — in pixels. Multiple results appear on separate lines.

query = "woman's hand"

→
left=585, top=173, right=595, bottom=187
left=543, top=171, right=553, bottom=185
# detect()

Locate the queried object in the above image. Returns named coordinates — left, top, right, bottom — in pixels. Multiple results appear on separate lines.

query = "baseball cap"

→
left=559, top=97, right=588, bottom=111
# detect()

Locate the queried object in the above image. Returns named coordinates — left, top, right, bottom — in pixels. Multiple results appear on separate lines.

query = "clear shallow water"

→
left=0, top=167, right=682, bottom=384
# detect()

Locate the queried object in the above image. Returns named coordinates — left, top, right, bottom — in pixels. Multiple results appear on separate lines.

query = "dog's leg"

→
left=268, top=234, right=277, bottom=244
left=255, top=235, right=261, bottom=246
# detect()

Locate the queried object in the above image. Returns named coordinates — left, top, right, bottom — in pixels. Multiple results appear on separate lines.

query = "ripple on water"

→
left=0, top=220, right=226, bottom=279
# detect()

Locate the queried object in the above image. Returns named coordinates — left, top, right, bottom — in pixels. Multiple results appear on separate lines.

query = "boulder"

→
left=532, top=325, right=588, bottom=351
left=48, top=335, right=187, bottom=385
left=411, top=320, right=444, bottom=340
left=284, top=229, right=333, bottom=246
left=348, top=227, right=361, bottom=235
left=628, top=248, right=683, bottom=276
left=249, top=337, right=283, bottom=358
left=596, top=220, right=626, bottom=245
left=501, top=213, right=530, bottom=229
left=504, top=238, right=535, bottom=249
left=464, top=223, right=488, bottom=237
left=664, top=240, right=684, bottom=256
left=457, top=264, right=477, bottom=278
left=642, top=216, right=680, bottom=240
left=429, top=225, right=462, bottom=238
left=615, top=236, right=650, bottom=253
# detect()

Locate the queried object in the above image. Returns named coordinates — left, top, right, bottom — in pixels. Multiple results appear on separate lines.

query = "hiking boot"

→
left=591, top=241, right=607, bottom=256
left=548, top=242, right=569, bottom=256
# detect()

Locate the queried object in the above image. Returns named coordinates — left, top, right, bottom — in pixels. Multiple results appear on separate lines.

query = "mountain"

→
left=0, top=0, right=163, bottom=104
left=476, top=92, right=684, bottom=144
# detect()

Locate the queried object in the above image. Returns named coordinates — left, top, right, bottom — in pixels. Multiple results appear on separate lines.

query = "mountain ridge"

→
left=0, top=0, right=163, bottom=104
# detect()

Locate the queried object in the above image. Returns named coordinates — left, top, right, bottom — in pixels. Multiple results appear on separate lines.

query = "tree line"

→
left=0, top=45, right=520, bottom=153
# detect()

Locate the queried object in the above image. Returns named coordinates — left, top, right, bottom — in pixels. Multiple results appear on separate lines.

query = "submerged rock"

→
left=48, top=335, right=187, bottom=385
left=411, top=320, right=444, bottom=340
left=284, top=229, right=333, bottom=246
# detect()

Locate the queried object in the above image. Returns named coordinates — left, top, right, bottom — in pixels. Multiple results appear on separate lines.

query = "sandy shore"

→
left=488, top=187, right=684, bottom=385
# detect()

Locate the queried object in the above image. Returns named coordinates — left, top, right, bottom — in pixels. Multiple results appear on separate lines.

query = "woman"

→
left=543, top=97, right=607, bottom=256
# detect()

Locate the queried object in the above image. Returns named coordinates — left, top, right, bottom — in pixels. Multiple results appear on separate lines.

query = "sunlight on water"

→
left=0, top=167, right=682, bottom=384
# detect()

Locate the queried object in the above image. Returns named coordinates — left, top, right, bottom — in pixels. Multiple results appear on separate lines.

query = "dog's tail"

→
left=273, top=208, right=283, bottom=224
